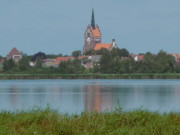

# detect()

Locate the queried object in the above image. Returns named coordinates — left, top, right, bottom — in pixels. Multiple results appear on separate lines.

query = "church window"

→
left=87, top=33, right=90, bottom=37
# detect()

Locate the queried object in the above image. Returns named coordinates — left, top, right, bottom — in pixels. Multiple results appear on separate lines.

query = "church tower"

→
left=84, top=9, right=102, bottom=53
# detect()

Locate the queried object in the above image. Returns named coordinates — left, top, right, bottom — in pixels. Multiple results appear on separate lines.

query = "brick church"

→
left=83, top=9, right=118, bottom=53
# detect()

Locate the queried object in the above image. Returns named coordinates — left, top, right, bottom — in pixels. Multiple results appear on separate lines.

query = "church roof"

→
left=7, top=47, right=21, bottom=56
left=94, top=43, right=112, bottom=50
left=91, top=9, right=96, bottom=29
left=91, top=26, right=101, bottom=37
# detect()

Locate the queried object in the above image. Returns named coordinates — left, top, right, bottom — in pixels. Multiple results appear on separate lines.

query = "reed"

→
left=0, top=107, right=180, bottom=135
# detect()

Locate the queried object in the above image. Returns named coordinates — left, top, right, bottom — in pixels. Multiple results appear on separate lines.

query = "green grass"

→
left=1, top=73, right=180, bottom=79
left=0, top=107, right=180, bottom=135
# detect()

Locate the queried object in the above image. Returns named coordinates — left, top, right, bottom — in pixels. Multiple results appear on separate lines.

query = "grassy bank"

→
left=1, top=73, right=180, bottom=79
left=0, top=108, right=180, bottom=135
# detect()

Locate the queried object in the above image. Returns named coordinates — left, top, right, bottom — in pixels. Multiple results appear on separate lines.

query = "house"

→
left=78, top=55, right=89, bottom=60
left=81, top=55, right=102, bottom=69
left=55, top=56, right=73, bottom=65
left=170, top=53, right=180, bottom=63
left=42, top=59, right=56, bottom=67
left=7, top=47, right=22, bottom=62
left=131, top=54, right=144, bottom=61
left=89, top=55, right=101, bottom=63
left=83, top=9, right=117, bottom=53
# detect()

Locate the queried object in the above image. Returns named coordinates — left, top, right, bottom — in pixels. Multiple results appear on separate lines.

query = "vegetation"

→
left=0, top=107, right=180, bottom=135
left=1, top=48, right=180, bottom=76
left=72, top=50, right=82, bottom=57
left=1, top=73, right=180, bottom=79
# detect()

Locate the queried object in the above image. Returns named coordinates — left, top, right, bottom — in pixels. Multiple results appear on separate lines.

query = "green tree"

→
left=110, top=48, right=129, bottom=58
left=18, top=56, right=31, bottom=71
left=119, top=48, right=129, bottom=57
left=99, top=51, right=113, bottom=73
left=154, top=50, right=175, bottom=73
left=84, top=49, right=96, bottom=55
left=72, top=50, right=82, bottom=57
left=3, top=59, right=16, bottom=72
left=58, top=59, right=85, bottom=74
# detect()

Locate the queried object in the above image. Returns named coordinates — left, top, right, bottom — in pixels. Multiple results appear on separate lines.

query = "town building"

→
left=7, top=47, right=22, bottom=62
left=55, top=56, right=73, bottom=66
left=170, top=53, right=180, bottom=63
left=81, top=55, right=102, bottom=69
left=131, top=54, right=144, bottom=61
left=55, top=56, right=89, bottom=66
left=42, top=59, right=56, bottom=67
left=83, top=9, right=118, bottom=53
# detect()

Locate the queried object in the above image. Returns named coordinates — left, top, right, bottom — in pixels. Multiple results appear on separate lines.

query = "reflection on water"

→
left=0, top=79, right=180, bottom=113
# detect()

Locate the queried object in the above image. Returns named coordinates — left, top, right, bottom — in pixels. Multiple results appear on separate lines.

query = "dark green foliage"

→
left=58, top=59, right=85, bottom=74
left=110, top=48, right=129, bottom=57
left=18, top=56, right=31, bottom=71
left=154, top=50, right=175, bottom=73
left=84, top=49, right=96, bottom=55
left=72, top=50, right=82, bottom=57
left=3, top=59, right=16, bottom=72
left=32, top=52, right=47, bottom=62
left=97, top=50, right=176, bottom=74
left=99, top=50, right=113, bottom=73
left=46, top=54, right=62, bottom=58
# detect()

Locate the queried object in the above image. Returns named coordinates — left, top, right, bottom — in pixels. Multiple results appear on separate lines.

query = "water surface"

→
left=0, top=79, right=180, bottom=113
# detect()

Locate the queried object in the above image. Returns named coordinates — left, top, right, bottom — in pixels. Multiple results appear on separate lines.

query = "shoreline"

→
left=1, top=73, right=180, bottom=79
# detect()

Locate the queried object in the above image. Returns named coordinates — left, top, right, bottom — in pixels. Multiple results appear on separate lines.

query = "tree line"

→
left=1, top=48, right=179, bottom=74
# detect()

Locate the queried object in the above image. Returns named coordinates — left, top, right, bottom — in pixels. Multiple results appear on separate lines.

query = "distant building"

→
left=83, top=9, right=117, bottom=53
left=7, top=47, right=22, bottom=62
left=170, top=53, right=180, bottom=63
left=81, top=55, right=102, bottom=69
left=131, top=54, right=144, bottom=61
left=42, top=59, right=56, bottom=67
left=55, top=56, right=73, bottom=65
left=94, top=39, right=118, bottom=51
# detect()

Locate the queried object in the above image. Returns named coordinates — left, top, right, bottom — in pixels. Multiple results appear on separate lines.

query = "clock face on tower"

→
left=87, top=37, right=91, bottom=45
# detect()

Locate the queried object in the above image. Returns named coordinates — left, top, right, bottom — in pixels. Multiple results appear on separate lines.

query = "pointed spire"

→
left=91, top=9, right=96, bottom=29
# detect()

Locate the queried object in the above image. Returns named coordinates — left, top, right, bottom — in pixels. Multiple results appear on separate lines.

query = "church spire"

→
left=91, top=9, right=96, bottom=29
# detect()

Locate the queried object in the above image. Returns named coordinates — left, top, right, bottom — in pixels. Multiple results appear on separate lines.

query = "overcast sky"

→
left=0, top=0, right=180, bottom=56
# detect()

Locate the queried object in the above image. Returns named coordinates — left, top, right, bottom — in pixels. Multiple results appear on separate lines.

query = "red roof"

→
left=55, top=56, right=73, bottom=65
left=94, top=43, right=112, bottom=50
left=91, top=26, right=101, bottom=37
left=7, top=47, right=21, bottom=56
left=131, top=54, right=138, bottom=58
left=170, top=53, right=180, bottom=59
left=170, top=53, right=180, bottom=62
left=138, top=55, right=144, bottom=61
left=78, top=56, right=89, bottom=60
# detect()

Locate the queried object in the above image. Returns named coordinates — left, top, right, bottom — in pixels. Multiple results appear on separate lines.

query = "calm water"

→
left=0, top=79, right=180, bottom=113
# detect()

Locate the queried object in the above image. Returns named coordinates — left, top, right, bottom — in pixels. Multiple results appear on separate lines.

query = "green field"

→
left=1, top=73, right=180, bottom=79
left=0, top=107, right=180, bottom=135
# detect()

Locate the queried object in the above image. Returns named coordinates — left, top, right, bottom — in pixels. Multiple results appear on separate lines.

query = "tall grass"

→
left=0, top=107, right=180, bottom=135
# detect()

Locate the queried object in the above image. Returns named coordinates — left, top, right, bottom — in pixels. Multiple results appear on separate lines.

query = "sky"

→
left=0, top=0, right=180, bottom=56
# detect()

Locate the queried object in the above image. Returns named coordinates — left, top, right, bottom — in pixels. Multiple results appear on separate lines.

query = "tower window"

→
left=87, top=33, right=90, bottom=37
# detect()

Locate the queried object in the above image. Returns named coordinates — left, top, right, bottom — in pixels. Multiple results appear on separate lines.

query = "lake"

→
left=0, top=79, right=180, bottom=113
